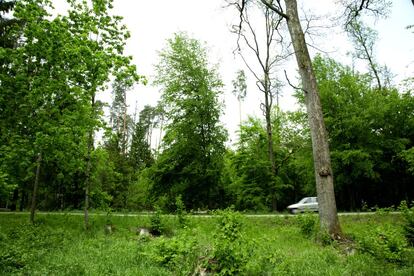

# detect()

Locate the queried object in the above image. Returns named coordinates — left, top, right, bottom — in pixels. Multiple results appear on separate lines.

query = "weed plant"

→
left=399, top=201, right=414, bottom=246
left=1, top=211, right=414, bottom=275
left=175, top=195, right=188, bottom=227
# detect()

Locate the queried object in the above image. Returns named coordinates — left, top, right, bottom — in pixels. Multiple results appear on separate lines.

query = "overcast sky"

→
left=55, top=0, right=414, bottom=146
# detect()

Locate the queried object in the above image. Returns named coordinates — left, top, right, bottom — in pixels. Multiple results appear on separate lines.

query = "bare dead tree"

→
left=229, top=0, right=288, bottom=210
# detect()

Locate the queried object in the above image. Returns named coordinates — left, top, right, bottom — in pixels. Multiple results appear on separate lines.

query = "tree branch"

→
left=343, top=0, right=390, bottom=29
left=284, top=70, right=308, bottom=94
left=260, top=0, right=289, bottom=20
left=238, top=50, right=262, bottom=84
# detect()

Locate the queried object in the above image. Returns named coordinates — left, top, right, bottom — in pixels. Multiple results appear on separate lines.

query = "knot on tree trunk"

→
left=318, top=167, right=331, bottom=177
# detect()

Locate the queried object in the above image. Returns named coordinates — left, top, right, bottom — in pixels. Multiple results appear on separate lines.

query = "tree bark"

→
left=264, top=82, right=277, bottom=211
left=30, top=152, right=42, bottom=224
left=84, top=94, right=95, bottom=230
left=84, top=132, right=93, bottom=230
left=284, top=0, right=342, bottom=237
left=264, top=74, right=276, bottom=176
left=363, top=45, right=382, bottom=90
left=238, top=98, right=242, bottom=128
left=10, top=188, right=18, bottom=211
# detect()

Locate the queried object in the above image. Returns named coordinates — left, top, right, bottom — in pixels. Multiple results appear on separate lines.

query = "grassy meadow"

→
left=1, top=211, right=413, bottom=275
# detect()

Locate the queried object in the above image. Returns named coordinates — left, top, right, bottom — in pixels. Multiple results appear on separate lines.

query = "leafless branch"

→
left=260, top=103, right=266, bottom=116
left=341, top=0, right=391, bottom=29
left=347, top=21, right=382, bottom=89
left=238, top=51, right=262, bottom=83
left=256, top=80, right=265, bottom=92
left=260, top=0, right=288, bottom=20
left=305, top=42, right=335, bottom=55
left=284, top=70, right=307, bottom=94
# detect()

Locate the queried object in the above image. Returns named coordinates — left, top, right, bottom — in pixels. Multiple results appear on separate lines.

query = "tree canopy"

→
left=148, top=33, right=228, bottom=210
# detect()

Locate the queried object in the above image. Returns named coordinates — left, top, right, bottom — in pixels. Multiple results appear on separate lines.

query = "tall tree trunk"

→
left=84, top=131, right=93, bottom=230
left=122, top=91, right=127, bottom=154
left=238, top=98, right=242, bottom=128
left=30, top=152, right=42, bottom=224
left=285, top=0, right=341, bottom=237
left=157, top=113, right=164, bottom=155
left=10, top=188, right=19, bottom=211
left=264, top=73, right=277, bottom=211
left=265, top=93, right=277, bottom=211
left=363, top=45, right=382, bottom=90
left=84, top=95, right=95, bottom=230
left=19, top=190, right=26, bottom=211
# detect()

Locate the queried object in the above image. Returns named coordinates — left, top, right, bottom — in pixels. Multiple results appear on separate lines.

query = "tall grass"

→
left=0, top=212, right=413, bottom=275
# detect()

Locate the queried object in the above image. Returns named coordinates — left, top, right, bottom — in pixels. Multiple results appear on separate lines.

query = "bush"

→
left=151, top=230, right=198, bottom=275
left=357, top=225, right=407, bottom=263
left=297, top=213, right=317, bottom=238
left=399, top=200, right=414, bottom=246
left=175, top=195, right=188, bottom=227
left=150, top=206, right=165, bottom=236
left=206, top=208, right=248, bottom=275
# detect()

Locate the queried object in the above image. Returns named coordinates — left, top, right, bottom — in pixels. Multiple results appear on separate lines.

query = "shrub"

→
left=297, top=213, right=317, bottom=238
left=399, top=200, right=414, bottom=246
left=151, top=230, right=198, bottom=275
left=361, top=201, right=369, bottom=212
left=175, top=195, right=188, bottom=227
left=206, top=208, right=247, bottom=275
left=357, top=225, right=407, bottom=263
left=150, top=206, right=165, bottom=236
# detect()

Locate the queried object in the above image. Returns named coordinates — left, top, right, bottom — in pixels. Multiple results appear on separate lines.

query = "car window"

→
left=298, top=198, right=307, bottom=204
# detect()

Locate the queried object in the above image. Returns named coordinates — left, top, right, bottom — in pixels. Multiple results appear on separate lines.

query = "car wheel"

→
left=291, top=209, right=298, bottom=214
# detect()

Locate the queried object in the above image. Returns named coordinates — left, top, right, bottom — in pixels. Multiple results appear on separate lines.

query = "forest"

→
left=1, top=0, right=414, bottom=275
left=0, top=0, right=413, bottom=221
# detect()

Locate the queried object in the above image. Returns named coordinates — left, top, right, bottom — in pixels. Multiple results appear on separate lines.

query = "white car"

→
left=287, top=197, right=318, bottom=214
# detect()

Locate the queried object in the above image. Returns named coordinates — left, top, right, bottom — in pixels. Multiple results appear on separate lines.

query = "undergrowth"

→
left=0, top=211, right=413, bottom=275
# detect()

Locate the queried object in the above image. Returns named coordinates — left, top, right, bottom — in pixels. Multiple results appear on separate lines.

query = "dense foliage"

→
left=314, top=56, right=414, bottom=210
left=222, top=112, right=314, bottom=211
left=148, top=33, right=228, bottom=210
left=0, top=1, right=412, bottom=214
left=0, top=0, right=141, bottom=215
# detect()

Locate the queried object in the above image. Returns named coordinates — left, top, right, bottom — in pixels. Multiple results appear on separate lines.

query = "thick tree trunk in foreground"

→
left=30, top=152, right=42, bottom=224
left=285, top=0, right=342, bottom=237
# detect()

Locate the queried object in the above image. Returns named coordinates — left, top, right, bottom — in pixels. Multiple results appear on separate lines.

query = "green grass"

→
left=0, top=212, right=413, bottom=275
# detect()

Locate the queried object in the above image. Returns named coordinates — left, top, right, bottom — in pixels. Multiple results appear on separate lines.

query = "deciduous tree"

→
left=151, top=33, right=227, bottom=210
left=314, top=56, right=414, bottom=209
left=0, top=0, right=141, bottom=226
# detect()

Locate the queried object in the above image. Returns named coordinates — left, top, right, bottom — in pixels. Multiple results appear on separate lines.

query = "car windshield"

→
left=298, top=198, right=310, bottom=204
